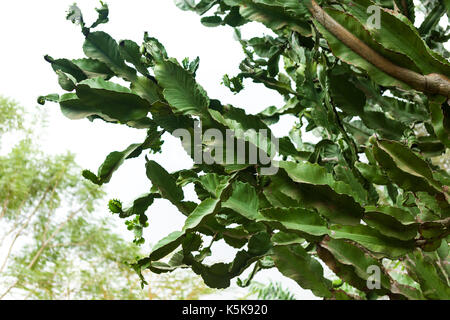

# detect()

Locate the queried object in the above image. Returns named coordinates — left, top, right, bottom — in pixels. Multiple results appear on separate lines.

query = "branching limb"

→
left=308, top=0, right=450, bottom=98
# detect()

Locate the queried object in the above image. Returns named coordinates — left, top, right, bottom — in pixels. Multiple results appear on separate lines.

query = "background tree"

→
left=0, top=96, right=214, bottom=300
left=0, top=96, right=25, bottom=142
left=247, top=281, right=296, bottom=300
left=39, top=0, right=450, bottom=300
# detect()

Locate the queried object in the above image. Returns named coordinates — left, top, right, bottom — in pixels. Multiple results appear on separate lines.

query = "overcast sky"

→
left=4, top=0, right=450, bottom=301
left=0, top=1, right=318, bottom=299
left=2, top=0, right=448, bottom=301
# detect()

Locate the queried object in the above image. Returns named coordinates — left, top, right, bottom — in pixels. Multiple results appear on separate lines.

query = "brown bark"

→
left=0, top=198, right=9, bottom=219
left=309, top=0, right=450, bottom=98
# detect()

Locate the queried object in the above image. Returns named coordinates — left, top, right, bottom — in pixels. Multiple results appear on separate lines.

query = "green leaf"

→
left=154, top=59, right=210, bottom=118
left=37, top=94, right=60, bottom=105
left=329, top=73, right=365, bottom=116
left=88, top=142, right=146, bottom=185
left=121, top=193, right=156, bottom=218
left=118, top=39, right=150, bottom=77
left=223, top=6, right=247, bottom=27
left=316, top=244, right=373, bottom=294
left=405, top=249, right=450, bottom=299
left=149, top=231, right=185, bottom=261
left=273, top=245, right=332, bottom=298
left=361, top=111, right=407, bottom=140
left=83, top=130, right=160, bottom=186
left=209, top=105, right=299, bottom=160
left=182, top=233, right=203, bottom=253
left=59, top=78, right=151, bottom=122
left=334, top=165, right=369, bottom=204
left=363, top=211, right=418, bottom=241
left=41, top=2, right=450, bottom=300
left=44, top=55, right=87, bottom=82
left=175, top=0, right=218, bottom=15
left=195, top=173, right=232, bottom=198
left=355, top=162, right=389, bottom=185
left=280, top=161, right=361, bottom=201
left=247, top=231, right=272, bottom=256
left=377, top=139, right=442, bottom=192
left=130, top=76, right=163, bottom=105
left=224, top=0, right=311, bottom=36
left=90, top=2, right=109, bottom=28
left=394, top=0, right=415, bottom=22
left=271, top=232, right=304, bottom=246
left=71, top=58, right=114, bottom=79
left=372, top=144, right=438, bottom=195
left=280, top=161, right=364, bottom=224
left=416, top=191, right=450, bottom=220
left=264, top=170, right=363, bottom=225
left=329, top=224, right=415, bottom=258
left=189, top=260, right=232, bottom=289
left=56, top=70, right=76, bottom=91
left=143, top=33, right=169, bottom=62
left=145, top=160, right=184, bottom=204
left=201, top=16, right=223, bottom=27
left=364, top=205, right=416, bottom=225
left=82, top=169, right=100, bottom=185
left=429, top=95, right=450, bottom=148
left=183, top=198, right=220, bottom=231
left=319, top=237, right=392, bottom=291
left=83, top=31, right=137, bottom=81
left=222, top=181, right=264, bottom=221
left=259, top=207, right=329, bottom=237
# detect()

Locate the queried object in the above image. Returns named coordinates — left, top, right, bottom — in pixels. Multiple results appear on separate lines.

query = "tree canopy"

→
left=39, top=0, right=450, bottom=300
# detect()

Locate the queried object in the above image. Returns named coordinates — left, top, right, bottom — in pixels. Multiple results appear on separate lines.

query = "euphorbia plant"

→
left=40, top=0, right=450, bottom=299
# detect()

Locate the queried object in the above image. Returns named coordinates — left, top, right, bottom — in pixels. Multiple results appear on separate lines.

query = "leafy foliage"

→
left=248, top=281, right=296, bottom=300
left=40, top=1, right=450, bottom=299
left=0, top=96, right=25, bottom=138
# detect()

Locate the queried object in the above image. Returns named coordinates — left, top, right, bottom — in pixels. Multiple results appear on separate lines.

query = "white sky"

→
left=0, top=1, right=315, bottom=299
left=2, top=0, right=448, bottom=302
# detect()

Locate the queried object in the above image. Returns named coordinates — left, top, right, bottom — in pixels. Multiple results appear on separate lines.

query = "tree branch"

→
left=0, top=197, right=9, bottom=220
left=0, top=188, right=51, bottom=274
left=27, top=206, right=82, bottom=270
left=308, top=0, right=450, bottom=98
